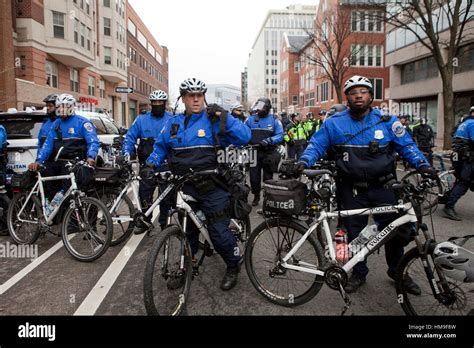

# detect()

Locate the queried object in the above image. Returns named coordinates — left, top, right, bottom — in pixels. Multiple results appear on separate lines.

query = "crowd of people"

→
left=1, top=74, right=473, bottom=294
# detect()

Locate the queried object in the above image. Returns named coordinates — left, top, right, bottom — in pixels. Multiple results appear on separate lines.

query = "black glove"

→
left=207, top=103, right=226, bottom=121
left=419, top=165, right=437, bottom=180
left=292, top=161, right=307, bottom=177
left=140, top=164, right=156, bottom=180
left=259, top=138, right=271, bottom=147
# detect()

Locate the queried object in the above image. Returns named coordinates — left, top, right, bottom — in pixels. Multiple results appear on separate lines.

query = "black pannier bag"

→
left=11, top=171, right=37, bottom=189
left=93, top=167, right=122, bottom=185
left=263, top=179, right=307, bottom=215
left=229, top=182, right=252, bottom=219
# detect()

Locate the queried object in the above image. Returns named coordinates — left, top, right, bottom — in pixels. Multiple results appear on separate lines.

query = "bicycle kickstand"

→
left=337, top=281, right=352, bottom=316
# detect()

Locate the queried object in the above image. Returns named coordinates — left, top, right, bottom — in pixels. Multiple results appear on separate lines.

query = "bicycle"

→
left=143, top=169, right=247, bottom=316
left=7, top=160, right=113, bottom=262
left=0, top=182, right=10, bottom=235
left=244, top=169, right=473, bottom=315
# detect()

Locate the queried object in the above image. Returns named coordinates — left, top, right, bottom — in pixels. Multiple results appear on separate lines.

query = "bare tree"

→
left=373, top=0, right=473, bottom=149
left=301, top=6, right=375, bottom=103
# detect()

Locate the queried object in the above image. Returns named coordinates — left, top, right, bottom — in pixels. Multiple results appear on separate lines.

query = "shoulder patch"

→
left=84, top=122, right=94, bottom=133
left=392, top=121, right=406, bottom=138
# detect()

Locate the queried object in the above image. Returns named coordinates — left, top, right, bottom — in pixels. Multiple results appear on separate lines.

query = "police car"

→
left=1, top=108, right=124, bottom=178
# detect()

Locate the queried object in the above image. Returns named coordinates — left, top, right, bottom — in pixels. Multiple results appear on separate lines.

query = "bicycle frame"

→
left=280, top=201, right=418, bottom=276
left=16, top=171, right=78, bottom=225
left=167, top=190, right=215, bottom=251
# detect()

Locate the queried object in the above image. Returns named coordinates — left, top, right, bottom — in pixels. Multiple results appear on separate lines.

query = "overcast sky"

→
left=129, top=0, right=318, bottom=100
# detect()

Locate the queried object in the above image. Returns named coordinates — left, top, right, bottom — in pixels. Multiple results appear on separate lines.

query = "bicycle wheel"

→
left=144, top=225, right=192, bottom=316
left=245, top=218, right=325, bottom=307
left=401, top=171, right=442, bottom=213
left=7, top=192, right=42, bottom=244
left=396, top=247, right=474, bottom=315
left=61, top=196, right=113, bottom=262
left=99, top=188, right=136, bottom=246
left=0, top=194, right=11, bottom=235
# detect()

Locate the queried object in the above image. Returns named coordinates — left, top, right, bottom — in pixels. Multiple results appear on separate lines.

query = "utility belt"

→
left=343, top=173, right=396, bottom=190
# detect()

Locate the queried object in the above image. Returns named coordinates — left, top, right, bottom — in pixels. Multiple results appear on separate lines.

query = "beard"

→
left=348, top=99, right=371, bottom=118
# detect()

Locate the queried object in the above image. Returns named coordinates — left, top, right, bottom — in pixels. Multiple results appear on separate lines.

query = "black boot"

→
left=252, top=192, right=260, bottom=207
left=344, top=273, right=366, bottom=293
left=443, top=207, right=461, bottom=221
left=220, top=266, right=240, bottom=291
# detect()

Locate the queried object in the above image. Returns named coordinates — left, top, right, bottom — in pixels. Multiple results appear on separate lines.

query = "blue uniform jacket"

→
left=300, top=108, right=429, bottom=182
left=0, top=125, right=6, bottom=149
left=453, top=117, right=474, bottom=142
left=147, top=110, right=251, bottom=175
left=37, top=114, right=100, bottom=164
left=245, top=114, right=284, bottom=145
left=122, top=111, right=174, bottom=156
left=36, top=118, right=56, bottom=160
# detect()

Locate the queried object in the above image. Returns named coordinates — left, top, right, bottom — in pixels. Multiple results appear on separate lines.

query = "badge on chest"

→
left=374, top=129, right=384, bottom=140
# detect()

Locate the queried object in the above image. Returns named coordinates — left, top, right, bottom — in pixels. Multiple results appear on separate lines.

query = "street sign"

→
left=115, top=87, right=134, bottom=93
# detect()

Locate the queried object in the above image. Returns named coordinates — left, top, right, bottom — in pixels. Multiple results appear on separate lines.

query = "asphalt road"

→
left=1, top=170, right=473, bottom=316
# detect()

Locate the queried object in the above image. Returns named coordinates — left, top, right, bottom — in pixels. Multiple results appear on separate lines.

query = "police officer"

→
left=284, top=113, right=307, bottom=160
left=28, top=94, right=100, bottom=192
left=303, top=112, right=316, bottom=139
left=122, top=90, right=173, bottom=234
left=36, top=94, right=62, bottom=199
left=443, top=106, right=474, bottom=221
left=146, top=78, right=251, bottom=291
left=230, top=103, right=246, bottom=123
left=412, top=117, right=435, bottom=165
left=245, top=97, right=284, bottom=206
left=293, top=75, right=436, bottom=294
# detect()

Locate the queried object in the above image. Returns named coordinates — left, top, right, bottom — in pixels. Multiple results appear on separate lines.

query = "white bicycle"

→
left=245, top=169, right=474, bottom=315
left=7, top=159, right=113, bottom=262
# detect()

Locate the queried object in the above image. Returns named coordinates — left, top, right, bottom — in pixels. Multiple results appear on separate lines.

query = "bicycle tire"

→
left=143, top=225, right=192, bottom=316
left=401, top=171, right=442, bottom=213
left=0, top=193, right=11, bottom=235
left=245, top=217, right=325, bottom=307
left=99, top=187, right=136, bottom=246
left=61, top=196, right=113, bottom=262
left=396, top=247, right=474, bottom=316
left=7, top=192, right=42, bottom=245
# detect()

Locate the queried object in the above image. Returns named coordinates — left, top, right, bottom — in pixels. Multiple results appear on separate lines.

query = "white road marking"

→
left=74, top=233, right=146, bottom=315
left=0, top=240, right=64, bottom=295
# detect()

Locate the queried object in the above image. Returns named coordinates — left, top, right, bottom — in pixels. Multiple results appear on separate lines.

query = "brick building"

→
left=0, top=0, right=168, bottom=128
left=126, top=3, right=168, bottom=121
left=279, top=0, right=390, bottom=116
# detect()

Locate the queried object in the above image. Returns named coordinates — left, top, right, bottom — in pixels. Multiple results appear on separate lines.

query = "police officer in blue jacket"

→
left=146, top=78, right=251, bottom=291
left=35, top=94, right=61, bottom=199
left=0, top=124, right=7, bottom=183
left=444, top=106, right=474, bottom=221
left=293, top=75, right=437, bottom=294
left=245, top=97, right=284, bottom=206
left=29, top=94, right=100, bottom=192
left=122, top=90, right=173, bottom=234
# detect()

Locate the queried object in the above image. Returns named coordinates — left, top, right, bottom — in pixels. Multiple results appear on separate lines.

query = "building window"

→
left=99, top=80, right=105, bottom=98
left=292, top=95, right=298, bottom=105
left=52, top=11, right=65, bottom=38
left=88, top=76, right=96, bottom=96
left=294, top=62, right=300, bottom=73
left=104, top=46, right=112, bottom=64
left=74, top=19, right=79, bottom=44
left=368, top=78, right=383, bottom=100
left=85, top=0, right=90, bottom=14
left=321, top=82, right=328, bottom=102
left=455, top=43, right=474, bottom=74
left=104, top=0, right=110, bottom=7
left=81, top=23, right=86, bottom=48
left=128, top=18, right=136, bottom=36
left=70, top=68, right=79, bottom=92
left=45, top=60, right=58, bottom=88
left=401, top=56, right=438, bottom=84
left=104, top=18, right=111, bottom=36
left=87, top=28, right=91, bottom=51
left=137, top=30, right=147, bottom=48
left=351, top=45, right=383, bottom=67
left=352, top=11, right=383, bottom=33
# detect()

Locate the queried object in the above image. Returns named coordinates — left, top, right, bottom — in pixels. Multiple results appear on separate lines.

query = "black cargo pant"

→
left=249, top=150, right=274, bottom=195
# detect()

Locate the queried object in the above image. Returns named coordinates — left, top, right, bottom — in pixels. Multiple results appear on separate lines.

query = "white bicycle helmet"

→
left=231, top=103, right=244, bottom=111
left=343, top=75, right=373, bottom=95
left=434, top=241, right=474, bottom=283
left=179, top=78, right=207, bottom=96
left=55, top=94, right=76, bottom=107
left=149, top=90, right=168, bottom=101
